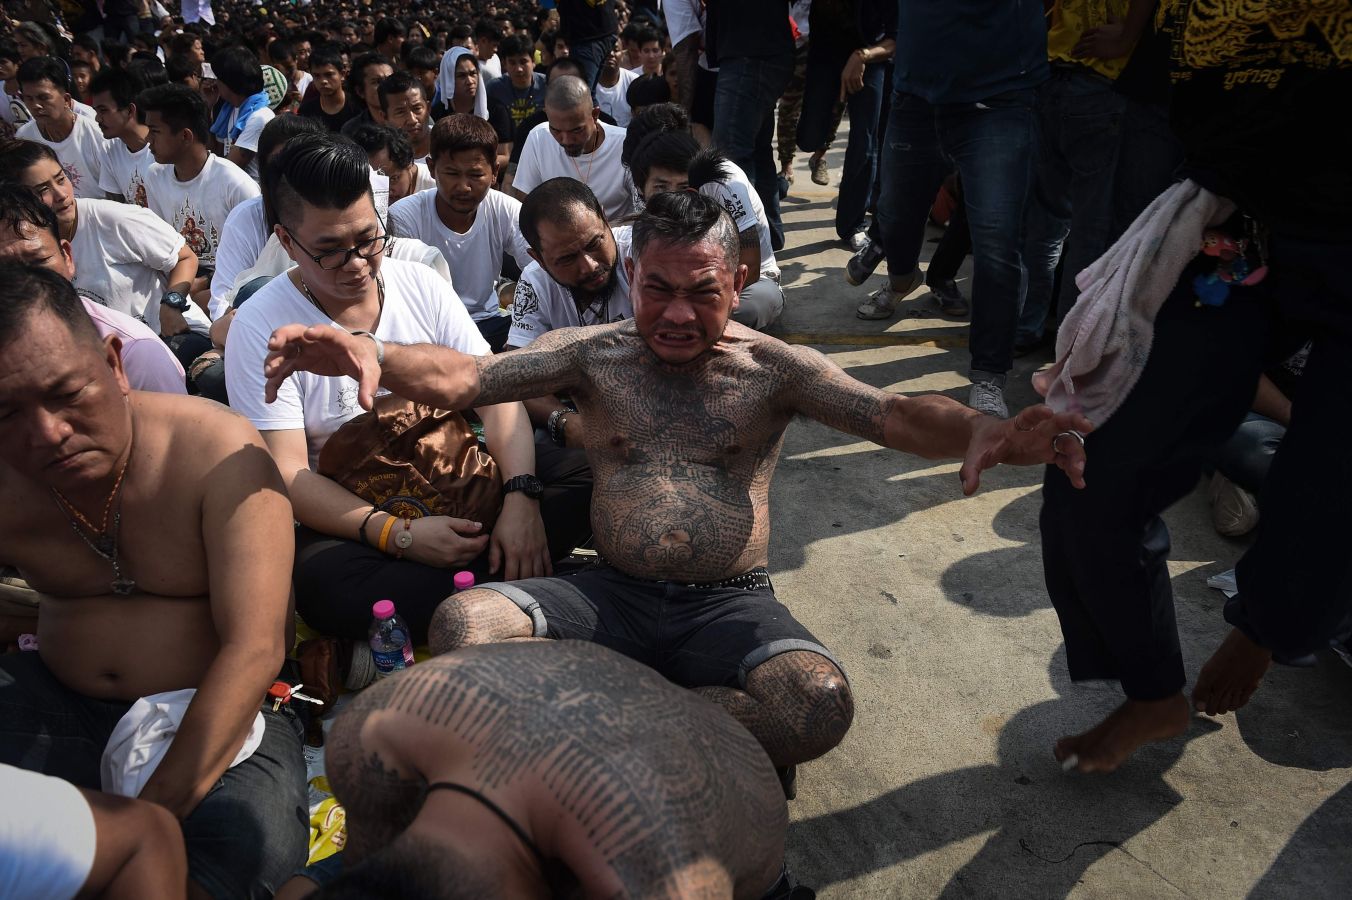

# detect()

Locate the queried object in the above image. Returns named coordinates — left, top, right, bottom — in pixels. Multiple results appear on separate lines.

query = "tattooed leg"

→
left=428, top=588, right=535, bottom=655
left=697, top=651, right=854, bottom=766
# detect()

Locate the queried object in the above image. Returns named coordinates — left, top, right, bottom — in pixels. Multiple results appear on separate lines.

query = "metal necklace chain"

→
left=569, top=128, right=599, bottom=185
left=50, top=447, right=135, bottom=595
left=300, top=273, right=386, bottom=322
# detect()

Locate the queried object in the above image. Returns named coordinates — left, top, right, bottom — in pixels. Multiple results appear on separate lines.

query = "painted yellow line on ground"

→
left=777, top=332, right=971, bottom=349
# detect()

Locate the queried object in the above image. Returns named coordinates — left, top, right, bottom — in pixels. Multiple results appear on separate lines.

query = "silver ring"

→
left=1052, top=430, right=1085, bottom=454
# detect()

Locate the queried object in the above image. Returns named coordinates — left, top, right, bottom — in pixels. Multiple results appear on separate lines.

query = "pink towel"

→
left=1032, top=179, right=1235, bottom=426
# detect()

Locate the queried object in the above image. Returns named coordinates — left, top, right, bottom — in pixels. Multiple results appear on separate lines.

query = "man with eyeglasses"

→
left=226, top=134, right=591, bottom=650
left=511, top=75, right=633, bottom=222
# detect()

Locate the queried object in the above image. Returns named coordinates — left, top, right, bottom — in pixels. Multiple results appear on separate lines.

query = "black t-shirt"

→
left=299, top=94, right=363, bottom=134
left=808, top=0, right=898, bottom=63
left=339, top=107, right=378, bottom=139
left=487, top=73, right=547, bottom=137
left=706, top=0, right=793, bottom=65
left=1163, top=1, right=1352, bottom=240
left=557, top=0, right=619, bottom=45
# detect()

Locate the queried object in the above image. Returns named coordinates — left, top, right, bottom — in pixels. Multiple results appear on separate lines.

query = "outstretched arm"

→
left=263, top=324, right=588, bottom=411
left=783, top=345, right=1093, bottom=494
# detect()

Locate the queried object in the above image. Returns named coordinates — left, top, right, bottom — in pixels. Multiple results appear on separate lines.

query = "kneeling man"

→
left=263, top=192, right=1092, bottom=773
left=0, top=265, right=307, bottom=897
left=313, top=641, right=793, bottom=898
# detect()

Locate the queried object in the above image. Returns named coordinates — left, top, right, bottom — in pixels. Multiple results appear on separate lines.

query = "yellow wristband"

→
left=377, top=514, right=397, bottom=553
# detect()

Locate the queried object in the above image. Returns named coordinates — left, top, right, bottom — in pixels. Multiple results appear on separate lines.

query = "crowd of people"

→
left=0, top=0, right=1345, bottom=897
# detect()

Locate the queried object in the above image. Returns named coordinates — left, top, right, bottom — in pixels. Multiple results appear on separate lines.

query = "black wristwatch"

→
left=160, top=290, right=190, bottom=312
left=502, top=474, right=544, bottom=500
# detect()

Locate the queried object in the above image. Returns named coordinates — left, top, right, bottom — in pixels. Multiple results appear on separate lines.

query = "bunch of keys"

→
left=269, top=680, right=324, bottom=712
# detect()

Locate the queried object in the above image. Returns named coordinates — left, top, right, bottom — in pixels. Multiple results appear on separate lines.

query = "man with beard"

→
left=262, top=190, right=1093, bottom=785
left=388, top=115, right=534, bottom=352
left=511, top=76, right=633, bottom=221
left=506, top=178, right=632, bottom=448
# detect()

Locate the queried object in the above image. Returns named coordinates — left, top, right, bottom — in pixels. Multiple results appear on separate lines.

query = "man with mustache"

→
left=263, top=191, right=1093, bottom=785
left=511, top=75, right=634, bottom=221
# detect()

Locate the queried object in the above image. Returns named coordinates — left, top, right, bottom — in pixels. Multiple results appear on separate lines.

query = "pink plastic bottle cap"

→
left=453, top=571, right=475, bottom=591
left=372, top=599, right=396, bottom=619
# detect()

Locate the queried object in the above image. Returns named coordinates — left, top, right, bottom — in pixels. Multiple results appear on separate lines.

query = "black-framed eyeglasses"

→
left=285, top=229, right=389, bottom=271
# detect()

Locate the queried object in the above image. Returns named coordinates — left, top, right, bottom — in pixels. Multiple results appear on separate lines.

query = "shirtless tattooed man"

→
left=0, top=265, right=307, bottom=897
left=264, top=190, right=1093, bottom=775
left=306, top=641, right=796, bottom=899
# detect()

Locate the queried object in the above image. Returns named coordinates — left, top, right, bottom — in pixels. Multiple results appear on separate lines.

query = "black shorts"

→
left=479, top=566, right=843, bottom=689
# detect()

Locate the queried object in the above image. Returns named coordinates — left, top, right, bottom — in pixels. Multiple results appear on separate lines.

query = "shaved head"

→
left=544, top=74, right=593, bottom=112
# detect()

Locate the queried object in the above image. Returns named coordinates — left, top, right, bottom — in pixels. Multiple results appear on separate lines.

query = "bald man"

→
left=510, top=75, right=634, bottom=221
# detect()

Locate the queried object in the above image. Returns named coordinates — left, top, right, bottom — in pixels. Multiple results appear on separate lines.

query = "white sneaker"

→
left=1210, top=472, right=1260, bottom=537
left=968, top=378, right=1009, bottom=419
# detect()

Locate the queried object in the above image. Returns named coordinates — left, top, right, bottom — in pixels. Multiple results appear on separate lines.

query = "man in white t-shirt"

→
left=594, top=48, right=640, bottom=127
left=0, top=765, right=187, bottom=900
left=228, top=134, right=591, bottom=646
left=14, top=58, right=109, bottom=200
left=209, top=46, right=276, bottom=181
left=0, top=186, right=187, bottom=394
left=89, top=68, right=153, bottom=206
left=139, top=84, right=260, bottom=303
left=388, top=114, right=533, bottom=352
left=507, top=178, right=634, bottom=447
left=511, top=75, right=634, bottom=222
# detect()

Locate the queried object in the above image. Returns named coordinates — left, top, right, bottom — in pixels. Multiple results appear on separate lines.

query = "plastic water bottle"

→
left=453, top=571, right=475, bottom=593
left=369, top=600, right=414, bottom=678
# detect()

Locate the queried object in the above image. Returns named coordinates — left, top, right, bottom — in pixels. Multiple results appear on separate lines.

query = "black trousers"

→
left=294, top=436, right=593, bottom=645
left=1040, top=231, right=1351, bottom=700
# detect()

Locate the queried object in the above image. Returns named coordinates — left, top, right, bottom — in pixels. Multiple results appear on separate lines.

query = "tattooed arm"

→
left=263, top=323, right=590, bottom=411
left=779, top=344, right=1094, bottom=494
left=781, top=344, right=980, bottom=456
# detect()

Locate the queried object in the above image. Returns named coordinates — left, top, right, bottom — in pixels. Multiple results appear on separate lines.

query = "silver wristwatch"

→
left=350, top=330, right=385, bottom=365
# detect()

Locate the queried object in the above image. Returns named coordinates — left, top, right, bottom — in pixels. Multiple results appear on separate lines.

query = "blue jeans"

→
left=713, top=53, right=794, bottom=251
left=876, top=88, right=1037, bottom=377
left=799, top=54, right=889, bottom=240
left=0, top=651, right=309, bottom=897
left=1018, top=68, right=1126, bottom=344
left=570, top=35, right=617, bottom=92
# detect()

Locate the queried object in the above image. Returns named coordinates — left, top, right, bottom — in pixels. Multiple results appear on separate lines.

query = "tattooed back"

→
left=326, top=641, right=787, bottom=898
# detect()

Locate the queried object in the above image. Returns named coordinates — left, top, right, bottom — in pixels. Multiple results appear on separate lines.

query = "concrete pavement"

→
left=767, top=145, right=1352, bottom=899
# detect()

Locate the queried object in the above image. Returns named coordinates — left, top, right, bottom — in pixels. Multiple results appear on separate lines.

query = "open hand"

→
left=839, top=50, right=866, bottom=102
left=159, top=306, right=191, bottom=338
left=263, top=324, right=380, bottom=407
left=959, top=405, right=1094, bottom=495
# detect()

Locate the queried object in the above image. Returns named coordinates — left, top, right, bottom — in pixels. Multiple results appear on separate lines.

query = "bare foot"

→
left=1192, top=628, right=1272, bottom=716
left=1054, top=694, right=1191, bottom=773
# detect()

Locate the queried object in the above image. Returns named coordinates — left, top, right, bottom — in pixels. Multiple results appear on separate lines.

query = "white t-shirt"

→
left=513, top=120, right=634, bottom=222
left=294, top=71, right=314, bottom=98
left=224, top=105, right=276, bottom=180
left=145, top=154, right=261, bottom=270
left=226, top=257, right=490, bottom=467
left=0, top=765, right=97, bottom=900
left=594, top=68, right=639, bottom=128
left=97, top=139, right=153, bottom=206
left=508, top=226, right=634, bottom=348
left=480, top=54, right=503, bottom=81
left=388, top=187, right=532, bottom=321
left=411, top=160, right=436, bottom=195
left=664, top=0, right=705, bottom=46
left=699, top=162, right=779, bottom=280
left=209, top=196, right=269, bottom=320
left=15, top=114, right=109, bottom=200
left=69, top=198, right=210, bottom=335
left=83, top=298, right=187, bottom=394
